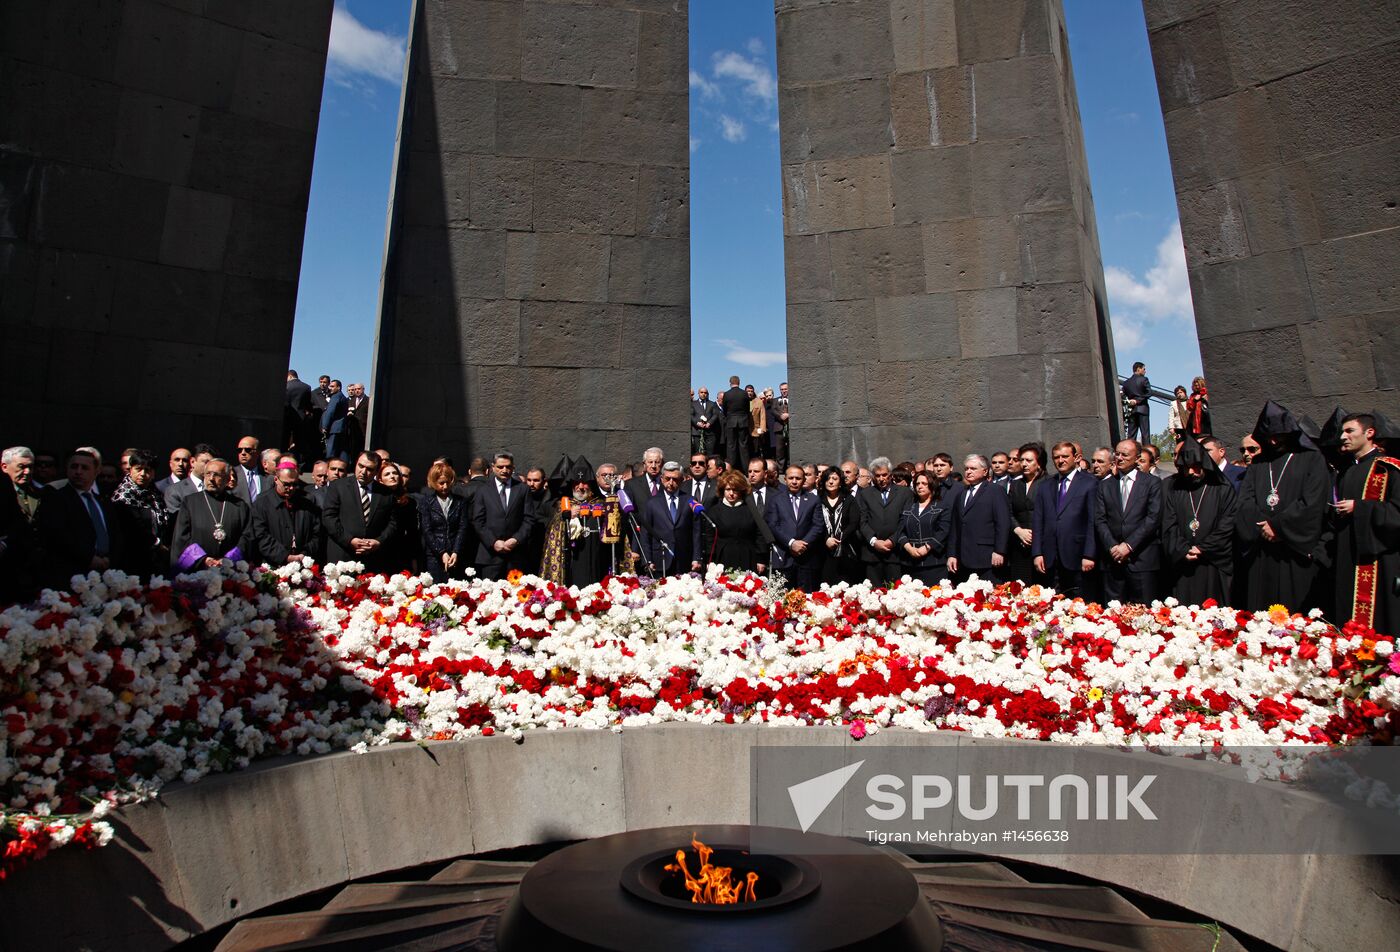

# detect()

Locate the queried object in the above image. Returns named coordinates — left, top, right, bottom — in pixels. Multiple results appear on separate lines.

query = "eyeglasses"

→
left=237, top=446, right=257, bottom=453
left=1240, top=446, right=1260, bottom=455
left=690, top=459, right=706, bottom=466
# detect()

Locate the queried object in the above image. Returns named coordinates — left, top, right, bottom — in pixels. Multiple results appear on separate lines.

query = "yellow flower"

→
left=1087, top=687, right=1104, bottom=703
left=1268, top=604, right=1290, bottom=624
left=118, top=690, right=134, bottom=705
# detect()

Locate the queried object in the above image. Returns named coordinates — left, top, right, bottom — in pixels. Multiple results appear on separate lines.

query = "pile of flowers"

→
left=3, top=562, right=1398, bottom=877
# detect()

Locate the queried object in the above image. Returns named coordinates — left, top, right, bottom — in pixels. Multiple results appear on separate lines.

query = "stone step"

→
left=908, top=861, right=1032, bottom=884
left=922, top=882, right=1150, bottom=919
left=253, top=905, right=499, bottom=952
left=322, top=880, right=523, bottom=911
left=213, top=896, right=509, bottom=952
left=428, top=859, right=537, bottom=883
left=933, top=902, right=1244, bottom=952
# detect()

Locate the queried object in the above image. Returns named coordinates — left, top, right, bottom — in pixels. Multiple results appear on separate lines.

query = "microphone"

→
left=688, top=497, right=716, bottom=527
left=616, top=486, right=635, bottom=514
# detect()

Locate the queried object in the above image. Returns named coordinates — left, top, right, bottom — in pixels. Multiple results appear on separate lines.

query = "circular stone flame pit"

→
left=496, top=825, right=944, bottom=951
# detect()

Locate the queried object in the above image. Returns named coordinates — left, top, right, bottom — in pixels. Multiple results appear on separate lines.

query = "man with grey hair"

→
left=857, top=456, right=913, bottom=585
left=637, top=459, right=703, bottom=576
left=623, top=446, right=666, bottom=505
left=947, top=453, right=1011, bottom=583
left=2, top=446, right=43, bottom=525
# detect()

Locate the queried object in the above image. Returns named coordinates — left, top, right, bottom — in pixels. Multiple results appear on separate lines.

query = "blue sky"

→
left=291, top=0, right=1203, bottom=398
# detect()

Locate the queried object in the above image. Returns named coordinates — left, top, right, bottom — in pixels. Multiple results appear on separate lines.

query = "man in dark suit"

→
left=310, top=374, right=332, bottom=413
left=232, top=436, right=272, bottom=508
left=765, top=464, right=823, bottom=589
left=34, top=450, right=128, bottom=587
left=683, top=452, right=718, bottom=508
left=719, top=376, right=751, bottom=469
left=624, top=447, right=666, bottom=506
left=1094, top=440, right=1163, bottom=604
left=284, top=370, right=313, bottom=455
left=1122, top=362, right=1152, bottom=445
left=323, top=451, right=400, bottom=572
left=1202, top=436, right=1247, bottom=490
left=320, top=379, right=349, bottom=461
left=345, top=383, right=370, bottom=463
left=768, top=382, right=791, bottom=467
left=155, top=448, right=192, bottom=498
left=857, top=457, right=915, bottom=585
left=1032, top=441, right=1098, bottom=598
left=639, top=461, right=703, bottom=576
left=691, top=387, right=721, bottom=456
left=947, top=455, right=1012, bottom=583
left=470, top=452, right=535, bottom=580
left=249, top=463, right=324, bottom=566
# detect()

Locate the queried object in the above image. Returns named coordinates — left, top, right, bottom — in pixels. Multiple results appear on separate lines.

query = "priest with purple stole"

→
left=170, top=457, right=251, bottom=573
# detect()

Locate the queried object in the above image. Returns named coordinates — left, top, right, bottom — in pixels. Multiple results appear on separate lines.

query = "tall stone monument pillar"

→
left=372, top=0, right=691, bottom=471
left=1143, top=1, right=1399, bottom=440
left=776, top=0, right=1117, bottom=463
left=0, top=0, right=333, bottom=458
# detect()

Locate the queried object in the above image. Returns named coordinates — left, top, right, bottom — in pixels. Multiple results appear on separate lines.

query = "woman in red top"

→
left=1186, top=376, right=1212, bottom=438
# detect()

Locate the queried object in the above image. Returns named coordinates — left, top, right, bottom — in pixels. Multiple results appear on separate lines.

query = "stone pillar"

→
left=372, top=0, right=690, bottom=473
left=776, top=0, right=1116, bottom=464
left=1143, top=1, right=1399, bottom=440
left=0, top=0, right=332, bottom=459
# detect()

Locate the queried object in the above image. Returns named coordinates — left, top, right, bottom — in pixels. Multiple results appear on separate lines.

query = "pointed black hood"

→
left=1251, top=401, right=1317, bottom=455
left=1172, top=435, right=1225, bottom=486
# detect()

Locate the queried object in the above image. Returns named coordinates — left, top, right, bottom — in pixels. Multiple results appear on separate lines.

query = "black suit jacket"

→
left=347, top=396, right=370, bottom=437
left=856, top=484, right=915, bottom=564
left=286, top=378, right=312, bottom=414
left=1094, top=471, right=1163, bottom=571
left=35, top=484, right=128, bottom=586
left=417, top=490, right=471, bottom=558
left=720, top=387, right=750, bottom=430
left=231, top=465, right=273, bottom=508
left=1122, top=373, right=1151, bottom=417
left=949, top=482, right=1012, bottom=568
left=691, top=399, right=720, bottom=429
left=682, top=478, right=718, bottom=509
left=249, top=491, right=324, bottom=565
left=323, top=477, right=399, bottom=568
left=639, top=492, right=703, bottom=574
left=624, top=473, right=665, bottom=509
left=470, top=476, right=534, bottom=566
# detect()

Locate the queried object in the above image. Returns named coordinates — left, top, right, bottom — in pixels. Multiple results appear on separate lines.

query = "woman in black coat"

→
left=1007, top=442, right=1046, bottom=583
left=896, top=471, right=953, bottom=585
left=707, top=470, right=768, bottom=572
left=415, top=461, right=470, bottom=583
left=816, top=466, right=861, bottom=585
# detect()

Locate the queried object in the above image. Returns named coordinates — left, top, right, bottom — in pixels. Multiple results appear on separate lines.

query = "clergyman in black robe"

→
left=1333, top=413, right=1400, bottom=635
left=170, top=460, right=253, bottom=572
left=1235, top=401, right=1331, bottom=611
left=1161, top=436, right=1237, bottom=606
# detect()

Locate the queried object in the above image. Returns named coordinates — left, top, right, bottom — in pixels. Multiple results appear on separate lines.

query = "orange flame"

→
left=664, top=835, right=759, bottom=904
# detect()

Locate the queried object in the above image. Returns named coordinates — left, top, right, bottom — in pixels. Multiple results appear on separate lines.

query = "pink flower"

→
left=848, top=720, right=867, bottom=740
left=1388, top=654, right=1400, bottom=677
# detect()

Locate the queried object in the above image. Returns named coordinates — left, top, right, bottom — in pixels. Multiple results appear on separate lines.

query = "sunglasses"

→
left=238, top=446, right=257, bottom=453
left=1240, top=446, right=1260, bottom=455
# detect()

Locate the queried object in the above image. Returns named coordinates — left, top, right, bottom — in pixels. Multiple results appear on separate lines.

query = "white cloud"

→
left=689, top=136, right=701, bottom=153
left=717, top=339, right=786, bottom=368
left=746, top=37, right=765, bottom=56
left=712, top=50, right=776, bottom=103
left=689, top=69, right=719, bottom=99
left=719, top=115, right=746, bottom=143
left=1105, top=220, right=1192, bottom=356
left=328, top=4, right=406, bottom=86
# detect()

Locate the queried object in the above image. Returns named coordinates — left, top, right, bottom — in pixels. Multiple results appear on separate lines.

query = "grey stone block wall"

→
left=1144, top=0, right=1400, bottom=441
left=372, top=0, right=691, bottom=473
left=0, top=0, right=332, bottom=459
left=777, top=0, right=1117, bottom=465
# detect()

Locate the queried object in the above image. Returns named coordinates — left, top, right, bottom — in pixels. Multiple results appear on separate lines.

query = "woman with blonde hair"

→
left=1186, top=376, right=1211, bottom=438
left=416, top=461, right=469, bottom=582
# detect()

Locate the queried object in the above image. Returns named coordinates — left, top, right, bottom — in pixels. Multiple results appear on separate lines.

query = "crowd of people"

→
left=1, top=369, right=1395, bottom=637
